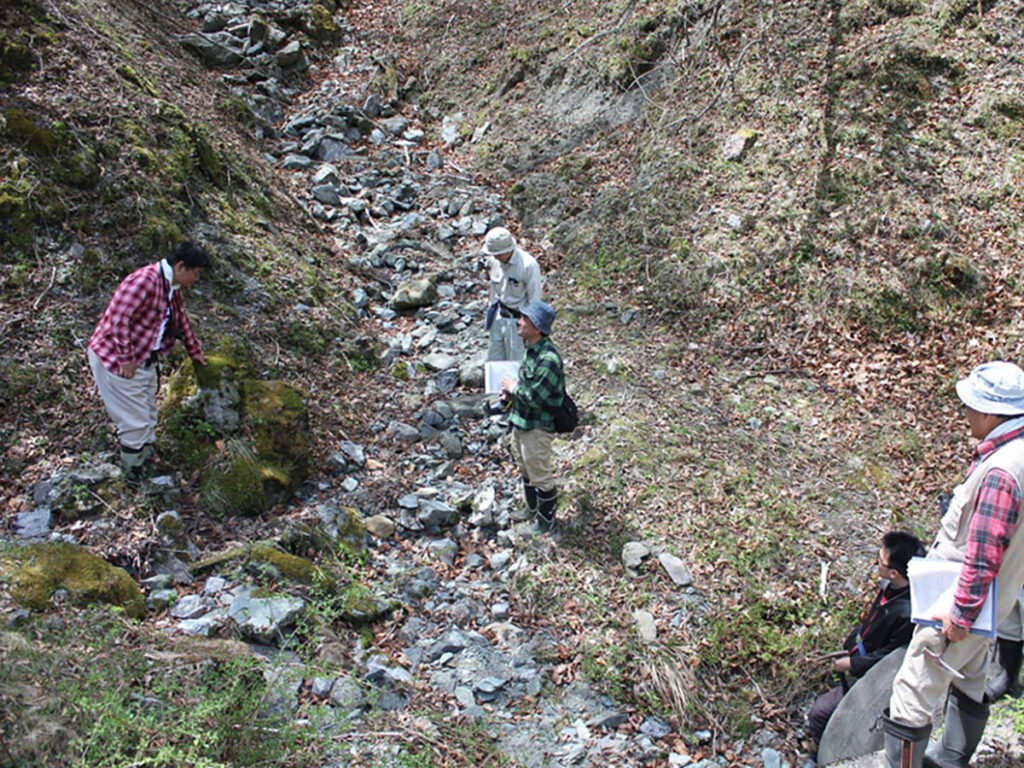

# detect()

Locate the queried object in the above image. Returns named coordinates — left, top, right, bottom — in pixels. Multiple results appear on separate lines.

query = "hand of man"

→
left=935, top=612, right=970, bottom=643
left=118, top=362, right=138, bottom=379
left=195, top=353, right=208, bottom=367
left=833, top=656, right=852, bottom=673
left=500, top=377, right=517, bottom=397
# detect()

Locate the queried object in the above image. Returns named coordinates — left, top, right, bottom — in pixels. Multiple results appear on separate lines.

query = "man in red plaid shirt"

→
left=881, top=361, right=1024, bottom=768
left=87, top=242, right=211, bottom=481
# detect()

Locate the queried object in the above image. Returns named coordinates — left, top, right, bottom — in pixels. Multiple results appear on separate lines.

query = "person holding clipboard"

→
left=881, top=361, right=1024, bottom=768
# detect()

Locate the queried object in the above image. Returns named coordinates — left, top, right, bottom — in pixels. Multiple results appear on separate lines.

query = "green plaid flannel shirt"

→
left=509, top=336, right=564, bottom=432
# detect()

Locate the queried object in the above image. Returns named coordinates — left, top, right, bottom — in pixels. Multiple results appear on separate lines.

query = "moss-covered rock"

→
left=61, top=148, right=100, bottom=189
left=159, top=353, right=247, bottom=472
left=241, top=379, right=311, bottom=484
left=306, top=3, right=340, bottom=41
left=0, top=541, right=145, bottom=618
left=190, top=541, right=335, bottom=589
left=4, top=107, right=59, bottom=155
left=339, top=582, right=401, bottom=623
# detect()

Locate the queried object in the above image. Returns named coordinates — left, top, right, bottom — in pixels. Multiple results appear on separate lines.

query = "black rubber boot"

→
left=923, top=688, right=989, bottom=768
left=535, top=488, right=558, bottom=532
left=881, top=709, right=931, bottom=768
left=984, top=638, right=1023, bottom=702
left=513, top=482, right=538, bottom=522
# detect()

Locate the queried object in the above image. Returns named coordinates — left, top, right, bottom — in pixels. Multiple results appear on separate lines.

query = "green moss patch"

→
left=4, top=107, right=59, bottom=155
left=199, top=441, right=267, bottom=517
left=0, top=542, right=145, bottom=618
left=241, top=379, right=311, bottom=484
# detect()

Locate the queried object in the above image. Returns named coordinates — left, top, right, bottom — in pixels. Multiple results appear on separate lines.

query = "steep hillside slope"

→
left=1, top=0, right=367, bottom=481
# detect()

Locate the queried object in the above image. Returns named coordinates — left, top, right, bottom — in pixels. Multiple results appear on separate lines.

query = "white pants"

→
left=487, top=314, right=524, bottom=362
left=88, top=348, right=158, bottom=450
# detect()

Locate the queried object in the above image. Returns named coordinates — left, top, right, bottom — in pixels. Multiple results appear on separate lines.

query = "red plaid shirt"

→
left=88, top=262, right=202, bottom=372
left=952, top=424, right=1024, bottom=627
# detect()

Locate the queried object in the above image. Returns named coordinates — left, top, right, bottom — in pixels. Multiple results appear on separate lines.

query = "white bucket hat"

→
left=955, top=361, right=1024, bottom=415
left=483, top=227, right=515, bottom=256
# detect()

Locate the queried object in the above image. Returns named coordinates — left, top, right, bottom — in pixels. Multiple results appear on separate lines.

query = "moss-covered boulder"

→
left=159, top=350, right=309, bottom=515
left=0, top=542, right=145, bottom=618
left=305, top=3, right=341, bottom=41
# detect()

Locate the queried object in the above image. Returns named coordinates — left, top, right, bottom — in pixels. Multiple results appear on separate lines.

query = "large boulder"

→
left=0, top=541, right=145, bottom=618
left=159, top=351, right=310, bottom=516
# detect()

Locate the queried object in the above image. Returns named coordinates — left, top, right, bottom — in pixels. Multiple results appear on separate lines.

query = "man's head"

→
left=879, top=530, right=925, bottom=587
left=517, top=301, right=555, bottom=345
left=169, top=242, right=212, bottom=288
left=483, top=227, right=516, bottom=264
left=955, top=361, right=1024, bottom=440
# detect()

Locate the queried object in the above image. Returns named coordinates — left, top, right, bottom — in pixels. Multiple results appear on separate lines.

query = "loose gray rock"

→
left=621, top=541, right=650, bottom=573
left=16, top=509, right=52, bottom=539
left=263, top=662, right=304, bottom=718
left=178, top=615, right=223, bottom=637
left=658, top=552, right=693, bottom=587
left=364, top=515, right=396, bottom=539
left=440, top=431, right=463, bottom=459
left=146, top=588, right=178, bottom=612
left=381, top=116, right=410, bottom=136
left=391, top=278, right=438, bottom=311
left=170, top=593, right=215, bottom=620
left=388, top=421, right=421, bottom=445
left=441, top=112, right=464, bottom=146
left=633, top=609, right=657, bottom=642
left=422, top=352, right=459, bottom=372
left=276, top=41, right=304, bottom=69
left=722, top=128, right=758, bottom=161
left=329, top=677, right=366, bottom=710
left=228, top=589, right=305, bottom=644
left=179, top=33, right=244, bottom=67
left=312, top=677, right=335, bottom=698
left=312, top=184, right=341, bottom=206
left=312, top=163, right=339, bottom=185
left=426, top=538, right=458, bottom=565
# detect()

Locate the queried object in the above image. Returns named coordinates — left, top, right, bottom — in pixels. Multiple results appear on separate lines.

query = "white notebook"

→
left=907, top=557, right=996, bottom=637
left=484, top=361, right=520, bottom=395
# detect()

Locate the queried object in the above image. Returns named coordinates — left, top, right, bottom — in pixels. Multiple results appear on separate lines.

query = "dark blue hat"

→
left=520, top=300, right=555, bottom=335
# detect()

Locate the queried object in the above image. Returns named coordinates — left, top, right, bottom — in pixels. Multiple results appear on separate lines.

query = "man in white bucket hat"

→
left=881, top=361, right=1024, bottom=768
left=481, top=226, right=542, bottom=362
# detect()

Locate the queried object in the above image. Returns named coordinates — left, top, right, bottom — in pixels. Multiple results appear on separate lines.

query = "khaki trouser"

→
left=889, top=624, right=991, bottom=726
left=509, top=428, right=555, bottom=492
left=88, top=348, right=158, bottom=450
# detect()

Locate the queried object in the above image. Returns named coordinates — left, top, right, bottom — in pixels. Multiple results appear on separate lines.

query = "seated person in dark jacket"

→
left=803, top=530, right=925, bottom=768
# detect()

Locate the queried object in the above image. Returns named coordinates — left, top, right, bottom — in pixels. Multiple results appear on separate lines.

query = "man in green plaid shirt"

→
left=500, top=300, right=564, bottom=531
